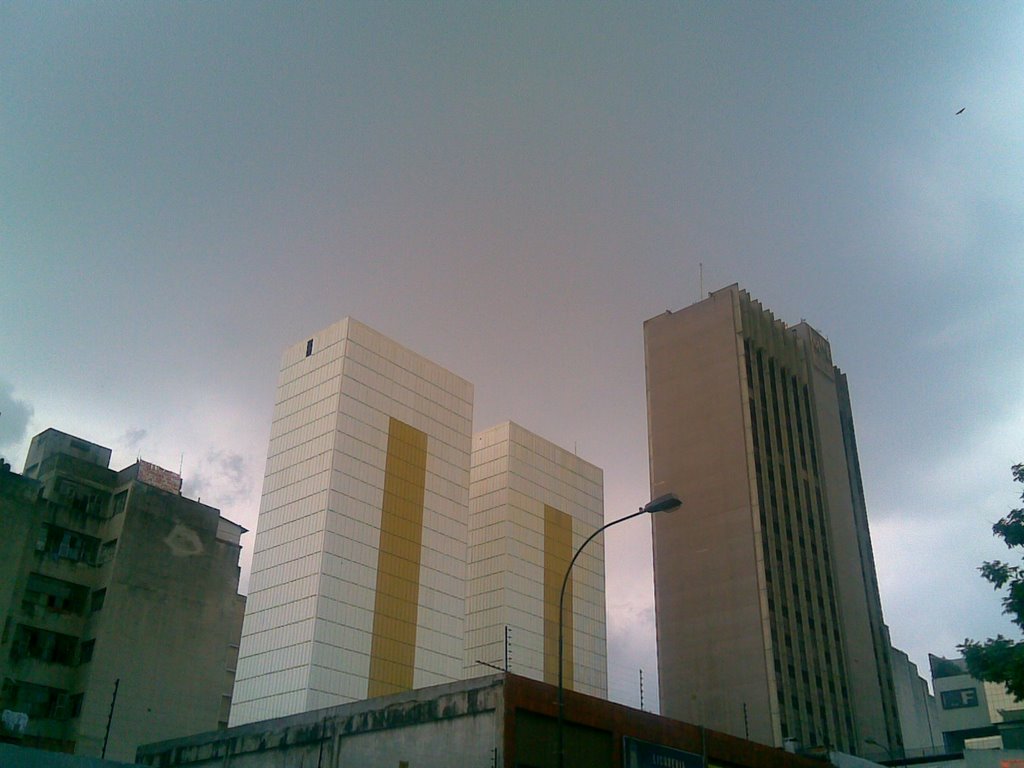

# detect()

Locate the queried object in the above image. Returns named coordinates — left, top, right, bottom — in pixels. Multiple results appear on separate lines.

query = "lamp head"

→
left=643, top=493, right=682, bottom=515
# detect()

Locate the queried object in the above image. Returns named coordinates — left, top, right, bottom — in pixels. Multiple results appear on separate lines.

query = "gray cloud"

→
left=0, top=381, right=33, bottom=451
left=182, top=450, right=254, bottom=509
left=1, top=1, right=1020, bottom=695
left=121, top=427, right=148, bottom=451
left=607, top=601, right=659, bottom=711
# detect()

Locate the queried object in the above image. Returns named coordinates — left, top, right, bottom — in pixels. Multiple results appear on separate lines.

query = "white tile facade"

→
left=231, top=319, right=473, bottom=725
left=465, top=422, right=607, bottom=697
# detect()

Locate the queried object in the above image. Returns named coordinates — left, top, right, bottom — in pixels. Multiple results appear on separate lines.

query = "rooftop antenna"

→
left=699, top=262, right=704, bottom=300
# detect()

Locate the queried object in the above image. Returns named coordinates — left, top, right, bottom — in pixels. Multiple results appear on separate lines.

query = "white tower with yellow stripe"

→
left=465, top=421, right=607, bottom=697
left=230, top=319, right=473, bottom=725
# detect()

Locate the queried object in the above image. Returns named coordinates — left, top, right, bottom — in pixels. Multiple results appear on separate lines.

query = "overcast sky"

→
left=3, top=1, right=1022, bottom=712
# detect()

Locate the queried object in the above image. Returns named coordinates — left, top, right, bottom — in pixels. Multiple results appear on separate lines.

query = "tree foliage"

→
left=961, top=464, right=1024, bottom=700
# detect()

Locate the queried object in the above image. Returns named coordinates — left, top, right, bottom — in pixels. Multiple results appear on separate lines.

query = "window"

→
left=90, top=589, right=106, bottom=613
left=305, top=338, right=314, bottom=357
left=79, top=639, right=95, bottom=664
left=10, top=625, right=78, bottom=665
left=3, top=681, right=71, bottom=719
left=941, top=687, right=979, bottom=709
left=111, top=491, right=128, bottom=517
left=54, top=480, right=109, bottom=516
left=97, top=539, right=117, bottom=565
left=36, top=525, right=100, bottom=565
left=21, top=573, right=88, bottom=617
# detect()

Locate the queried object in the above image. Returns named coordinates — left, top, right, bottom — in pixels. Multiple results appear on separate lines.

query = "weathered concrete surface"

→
left=0, top=742, right=143, bottom=768
left=1, top=431, right=246, bottom=761
left=137, top=674, right=504, bottom=768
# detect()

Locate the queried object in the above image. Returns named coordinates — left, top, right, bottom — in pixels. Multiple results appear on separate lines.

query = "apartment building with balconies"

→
left=0, top=429, right=246, bottom=762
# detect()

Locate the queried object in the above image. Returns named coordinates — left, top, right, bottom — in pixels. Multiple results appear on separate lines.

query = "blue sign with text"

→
left=623, top=736, right=703, bottom=768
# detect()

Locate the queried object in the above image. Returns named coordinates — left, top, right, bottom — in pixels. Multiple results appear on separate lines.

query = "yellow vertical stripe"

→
left=544, top=505, right=574, bottom=690
left=368, top=418, right=428, bottom=697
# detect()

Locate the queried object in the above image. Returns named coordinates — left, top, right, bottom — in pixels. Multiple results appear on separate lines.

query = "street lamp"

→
left=557, top=493, right=682, bottom=768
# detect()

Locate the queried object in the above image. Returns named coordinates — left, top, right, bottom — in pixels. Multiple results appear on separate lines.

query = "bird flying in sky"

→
left=956, top=107, right=966, bottom=115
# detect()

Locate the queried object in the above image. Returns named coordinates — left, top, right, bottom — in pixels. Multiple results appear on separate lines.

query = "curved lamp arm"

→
left=556, top=493, right=681, bottom=768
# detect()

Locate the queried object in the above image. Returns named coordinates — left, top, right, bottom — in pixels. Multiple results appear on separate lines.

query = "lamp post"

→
left=557, top=493, right=682, bottom=768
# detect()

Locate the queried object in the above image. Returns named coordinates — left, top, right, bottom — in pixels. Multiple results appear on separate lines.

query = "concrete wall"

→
left=890, top=646, right=942, bottom=752
left=76, top=483, right=245, bottom=761
left=644, top=289, right=776, bottom=745
left=139, top=672, right=833, bottom=768
left=0, top=743, right=142, bottom=768
left=138, top=675, right=504, bottom=768
left=933, top=667, right=993, bottom=737
left=800, top=327, right=897, bottom=754
left=928, top=655, right=1024, bottom=752
left=0, top=471, right=42, bottom=647
left=1, top=438, right=244, bottom=762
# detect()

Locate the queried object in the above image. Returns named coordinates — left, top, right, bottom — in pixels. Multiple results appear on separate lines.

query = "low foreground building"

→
left=138, top=673, right=827, bottom=768
left=929, top=654, right=1024, bottom=752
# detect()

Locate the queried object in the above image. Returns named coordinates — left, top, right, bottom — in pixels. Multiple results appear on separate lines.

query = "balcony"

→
left=7, top=624, right=82, bottom=690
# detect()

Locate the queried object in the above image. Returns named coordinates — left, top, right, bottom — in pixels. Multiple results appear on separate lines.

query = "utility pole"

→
left=101, top=678, right=120, bottom=759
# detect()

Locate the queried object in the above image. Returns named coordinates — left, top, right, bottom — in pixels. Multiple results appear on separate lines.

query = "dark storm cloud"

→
left=0, top=381, right=33, bottom=451
left=1, top=1, right=1021, bottom=703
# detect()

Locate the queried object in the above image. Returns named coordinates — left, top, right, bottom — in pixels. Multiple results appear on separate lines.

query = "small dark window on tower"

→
left=305, top=339, right=314, bottom=357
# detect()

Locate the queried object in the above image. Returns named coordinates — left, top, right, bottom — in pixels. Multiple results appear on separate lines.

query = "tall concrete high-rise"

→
left=464, top=421, right=607, bottom=697
left=0, top=429, right=245, bottom=761
left=644, top=285, right=901, bottom=756
left=230, top=319, right=473, bottom=726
